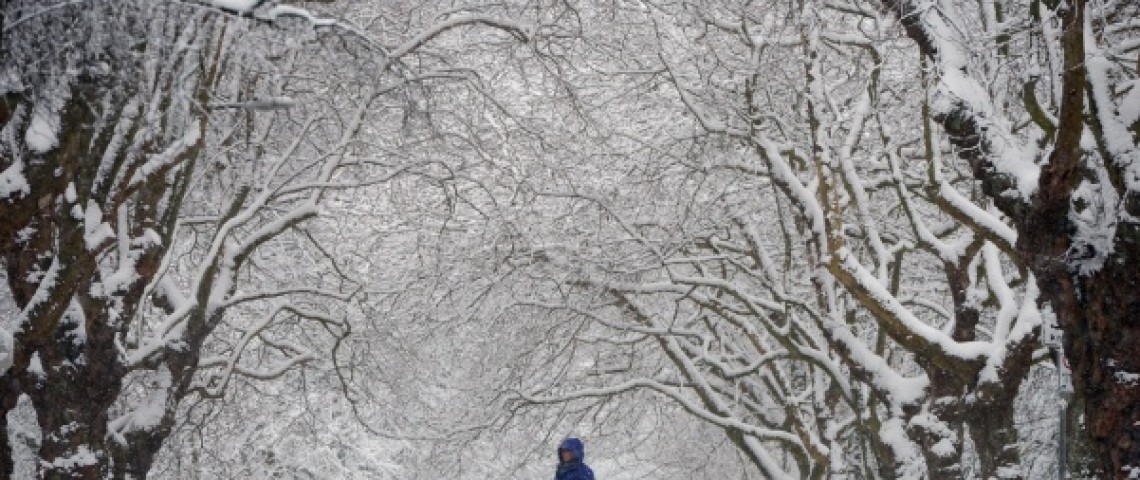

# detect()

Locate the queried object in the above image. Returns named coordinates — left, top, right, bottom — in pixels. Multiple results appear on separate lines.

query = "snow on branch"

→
left=386, top=15, right=529, bottom=63
left=884, top=0, right=1040, bottom=203
left=208, top=96, right=296, bottom=111
left=518, top=377, right=804, bottom=456
left=829, top=246, right=992, bottom=366
left=196, top=303, right=318, bottom=397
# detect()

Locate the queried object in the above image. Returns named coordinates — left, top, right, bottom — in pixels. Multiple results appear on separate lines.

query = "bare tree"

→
left=875, top=0, right=1140, bottom=474
left=0, top=1, right=532, bottom=477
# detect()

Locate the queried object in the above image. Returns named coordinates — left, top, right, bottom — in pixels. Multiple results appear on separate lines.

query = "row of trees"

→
left=0, top=0, right=1136, bottom=477
left=502, top=0, right=1137, bottom=477
left=0, top=0, right=544, bottom=477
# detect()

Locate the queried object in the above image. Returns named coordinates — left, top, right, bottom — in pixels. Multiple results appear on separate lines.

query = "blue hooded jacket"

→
left=555, top=438, right=595, bottom=480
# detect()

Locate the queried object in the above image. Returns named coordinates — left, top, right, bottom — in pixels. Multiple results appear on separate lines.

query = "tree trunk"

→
left=0, top=402, right=12, bottom=477
left=0, top=66, right=177, bottom=478
left=967, top=403, right=1022, bottom=480
left=1062, top=395, right=1104, bottom=478
left=1015, top=0, right=1140, bottom=474
left=1034, top=259, right=1140, bottom=478
left=912, top=369, right=966, bottom=479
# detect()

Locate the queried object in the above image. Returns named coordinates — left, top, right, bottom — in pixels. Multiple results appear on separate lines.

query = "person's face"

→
left=560, top=449, right=574, bottom=462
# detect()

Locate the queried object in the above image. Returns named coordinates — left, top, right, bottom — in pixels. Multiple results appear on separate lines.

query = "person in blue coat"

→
left=555, top=437, right=595, bottom=480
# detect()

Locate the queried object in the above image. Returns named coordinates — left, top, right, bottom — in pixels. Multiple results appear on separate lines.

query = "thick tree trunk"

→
left=967, top=403, right=1022, bottom=480
left=1015, top=0, right=1140, bottom=474
left=1034, top=260, right=1140, bottom=478
left=0, top=83, right=111, bottom=477
left=0, top=71, right=180, bottom=478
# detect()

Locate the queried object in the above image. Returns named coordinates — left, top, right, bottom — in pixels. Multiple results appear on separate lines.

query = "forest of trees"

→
left=0, top=0, right=1137, bottom=478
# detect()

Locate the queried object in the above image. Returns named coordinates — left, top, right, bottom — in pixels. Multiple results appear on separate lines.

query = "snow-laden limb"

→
left=125, top=119, right=201, bottom=189
left=0, top=159, right=31, bottom=200
left=878, top=417, right=927, bottom=478
left=193, top=303, right=321, bottom=397
left=82, top=200, right=115, bottom=252
left=753, top=136, right=829, bottom=240
left=977, top=244, right=1042, bottom=386
left=830, top=246, right=991, bottom=363
left=1084, top=18, right=1140, bottom=193
left=887, top=151, right=964, bottom=263
left=207, top=0, right=260, bottom=13
left=93, top=98, right=141, bottom=196
left=208, top=96, right=296, bottom=111
left=10, top=256, right=62, bottom=333
left=24, top=108, right=59, bottom=154
left=884, top=0, right=1040, bottom=205
left=888, top=143, right=1018, bottom=262
left=934, top=183, right=1018, bottom=255
left=835, top=90, right=891, bottom=281
left=756, top=123, right=993, bottom=373
left=817, top=312, right=928, bottom=412
left=384, top=14, right=530, bottom=65
left=260, top=6, right=337, bottom=28
left=108, top=365, right=173, bottom=443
